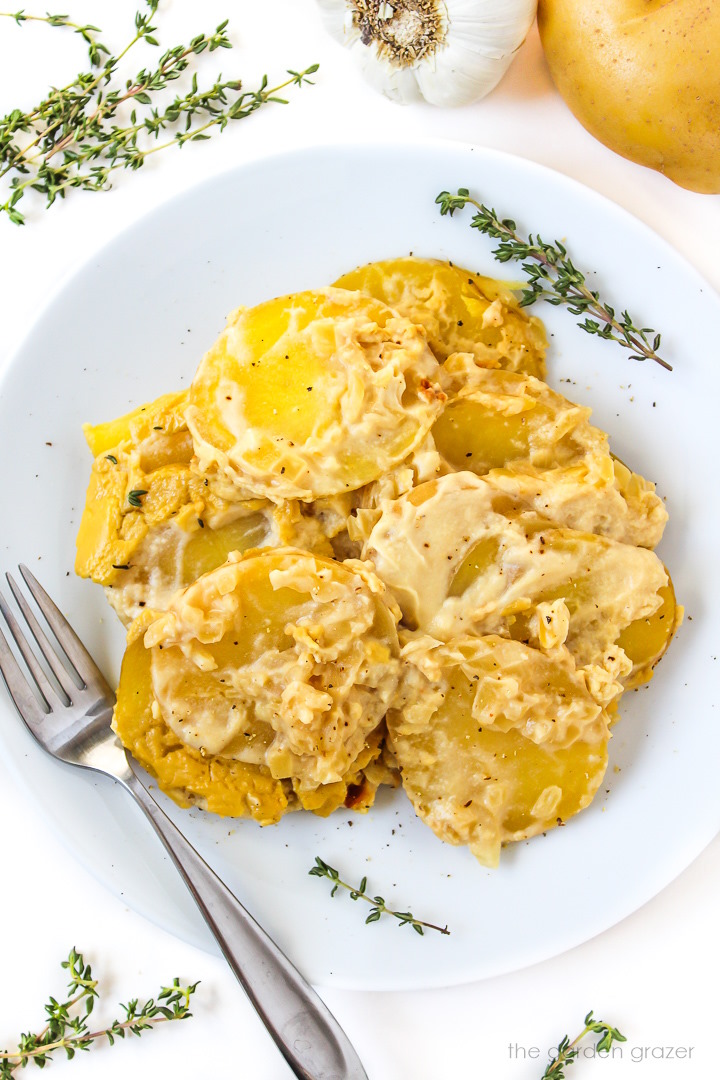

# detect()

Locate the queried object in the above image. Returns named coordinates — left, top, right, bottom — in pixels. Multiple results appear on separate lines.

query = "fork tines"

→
left=0, top=565, right=106, bottom=718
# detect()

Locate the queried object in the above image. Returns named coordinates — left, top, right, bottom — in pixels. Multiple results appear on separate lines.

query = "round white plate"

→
left=0, top=142, right=717, bottom=991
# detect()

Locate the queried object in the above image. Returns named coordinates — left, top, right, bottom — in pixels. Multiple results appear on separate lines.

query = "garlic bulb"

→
left=316, top=0, right=538, bottom=107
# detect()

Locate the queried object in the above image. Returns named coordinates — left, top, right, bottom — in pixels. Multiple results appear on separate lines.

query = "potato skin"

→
left=537, top=0, right=720, bottom=193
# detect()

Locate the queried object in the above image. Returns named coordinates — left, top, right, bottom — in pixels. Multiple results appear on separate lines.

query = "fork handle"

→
left=122, top=769, right=368, bottom=1080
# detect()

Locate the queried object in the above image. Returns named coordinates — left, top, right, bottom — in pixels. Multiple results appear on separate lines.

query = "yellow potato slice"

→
left=140, top=548, right=401, bottom=793
left=363, top=472, right=669, bottom=689
left=77, top=391, right=196, bottom=585
left=186, top=287, right=445, bottom=502
left=432, top=363, right=667, bottom=548
left=103, top=509, right=276, bottom=625
left=617, top=578, right=681, bottom=689
left=76, top=389, right=280, bottom=620
left=334, top=256, right=548, bottom=377
left=388, top=635, right=610, bottom=867
left=83, top=390, right=190, bottom=458
left=114, top=631, right=293, bottom=822
left=115, top=625, right=394, bottom=820
left=434, top=364, right=594, bottom=472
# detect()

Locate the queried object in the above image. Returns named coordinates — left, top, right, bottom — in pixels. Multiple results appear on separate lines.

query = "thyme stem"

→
left=0, top=9, right=109, bottom=65
left=309, top=856, right=450, bottom=936
left=542, top=1010, right=627, bottom=1078
left=0, top=948, right=197, bottom=1076
left=436, top=188, right=671, bottom=371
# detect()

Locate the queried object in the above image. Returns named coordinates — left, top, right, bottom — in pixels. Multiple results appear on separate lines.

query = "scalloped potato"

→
left=115, top=548, right=401, bottom=814
left=186, top=287, right=445, bottom=502
left=75, top=390, right=341, bottom=623
left=433, top=360, right=667, bottom=547
left=363, top=471, right=677, bottom=691
left=334, top=256, right=548, bottom=378
left=77, top=260, right=680, bottom=864
left=388, top=635, right=610, bottom=867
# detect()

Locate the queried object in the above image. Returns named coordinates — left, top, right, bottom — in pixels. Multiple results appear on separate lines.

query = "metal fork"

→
left=0, top=564, right=367, bottom=1080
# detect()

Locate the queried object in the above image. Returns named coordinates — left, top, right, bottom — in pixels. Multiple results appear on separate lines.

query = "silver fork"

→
left=0, top=564, right=368, bottom=1080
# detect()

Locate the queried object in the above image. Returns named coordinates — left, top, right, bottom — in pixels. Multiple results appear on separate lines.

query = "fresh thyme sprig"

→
left=541, top=1010, right=627, bottom=1078
left=0, top=947, right=198, bottom=1076
left=309, top=856, right=450, bottom=936
left=0, top=10, right=109, bottom=65
left=436, top=188, right=671, bottom=371
left=0, top=2, right=318, bottom=224
left=0, top=1, right=160, bottom=183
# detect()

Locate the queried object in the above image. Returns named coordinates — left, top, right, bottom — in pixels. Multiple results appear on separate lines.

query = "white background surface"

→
left=0, top=2, right=718, bottom=1077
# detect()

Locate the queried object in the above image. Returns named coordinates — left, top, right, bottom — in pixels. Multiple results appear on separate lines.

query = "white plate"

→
left=0, top=142, right=718, bottom=991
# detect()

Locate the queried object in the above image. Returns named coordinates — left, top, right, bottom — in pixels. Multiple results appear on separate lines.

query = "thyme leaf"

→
left=0, top=947, right=197, bottom=1076
left=542, top=1010, right=627, bottom=1078
left=309, top=856, right=450, bottom=936
left=436, top=188, right=671, bottom=371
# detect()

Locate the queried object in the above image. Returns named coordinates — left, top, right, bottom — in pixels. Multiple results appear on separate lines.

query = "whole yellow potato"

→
left=537, top=0, right=720, bottom=193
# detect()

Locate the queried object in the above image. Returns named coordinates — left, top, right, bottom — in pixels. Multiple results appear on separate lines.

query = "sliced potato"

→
left=114, top=631, right=391, bottom=821
left=76, top=389, right=278, bottom=620
left=83, top=390, right=190, bottom=458
left=334, top=256, right=548, bottom=377
left=364, top=472, right=669, bottom=683
left=388, top=635, right=609, bottom=867
left=432, top=364, right=667, bottom=548
left=114, top=632, right=293, bottom=822
left=103, top=510, right=275, bottom=625
left=186, top=287, right=445, bottom=502
left=139, top=548, right=401, bottom=792
left=617, top=578, right=681, bottom=689
left=434, top=365, right=595, bottom=472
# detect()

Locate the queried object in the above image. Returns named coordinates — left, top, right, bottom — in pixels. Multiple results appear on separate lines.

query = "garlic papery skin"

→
left=316, top=0, right=538, bottom=107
